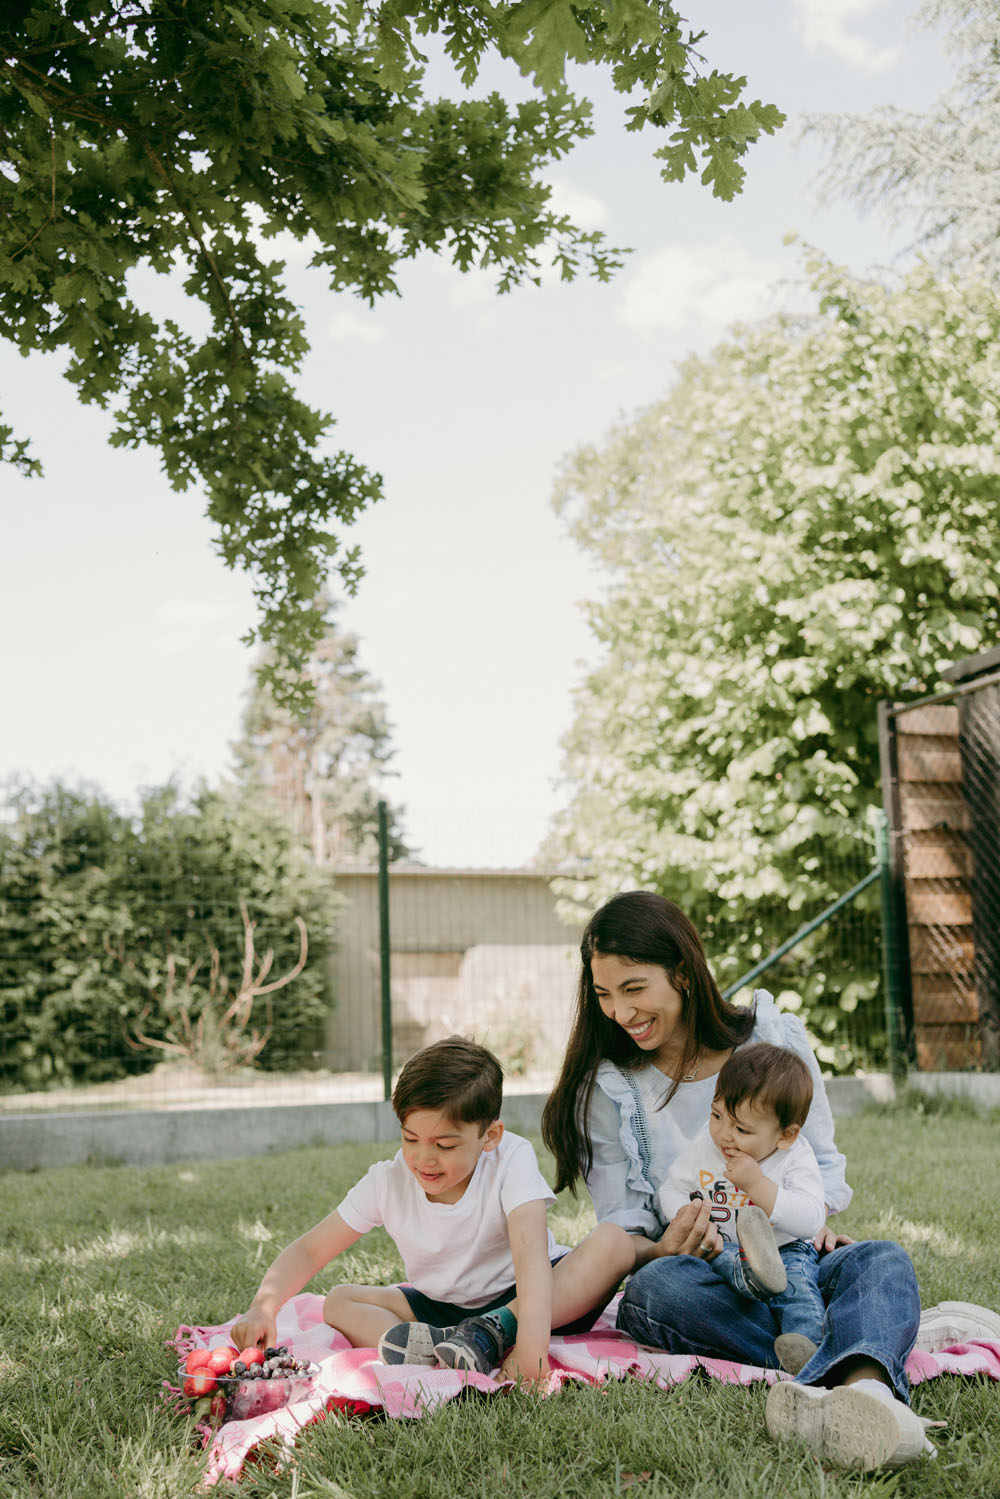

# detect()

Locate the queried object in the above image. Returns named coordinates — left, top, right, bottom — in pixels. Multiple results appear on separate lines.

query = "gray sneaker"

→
left=435, top=1314, right=510, bottom=1374
left=735, top=1205, right=788, bottom=1297
left=377, top=1321, right=454, bottom=1366
left=774, top=1332, right=818, bottom=1374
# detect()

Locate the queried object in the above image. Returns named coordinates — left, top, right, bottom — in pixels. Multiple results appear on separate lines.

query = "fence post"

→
left=377, top=799, right=392, bottom=1100
left=875, top=808, right=906, bottom=1082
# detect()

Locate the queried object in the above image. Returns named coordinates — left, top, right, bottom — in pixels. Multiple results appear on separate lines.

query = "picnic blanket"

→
left=166, top=1294, right=1000, bottom=1485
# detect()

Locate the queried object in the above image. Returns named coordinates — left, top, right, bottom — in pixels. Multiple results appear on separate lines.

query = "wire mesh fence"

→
left=0, top=798, right=905, bottom=1117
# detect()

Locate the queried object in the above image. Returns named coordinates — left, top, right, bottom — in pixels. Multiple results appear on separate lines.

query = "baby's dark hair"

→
left=391, top=1035, right=503, bottom=1132
left=714, top=1042, right=813, bottom=1130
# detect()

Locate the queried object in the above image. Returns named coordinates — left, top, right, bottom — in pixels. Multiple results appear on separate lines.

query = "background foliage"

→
left=808, top=0, right=1000, bottom=277
left=547, top=250, right=1000, bottom=1064
left=0, top=778, right=341, bottom=1088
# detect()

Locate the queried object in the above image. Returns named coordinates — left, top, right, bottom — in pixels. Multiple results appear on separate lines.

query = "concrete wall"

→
left=0, top=1090, right=550, bottom=1171
left=325, top=867, right=581, bottom=1072
left=3, top=1073, right=997, bottom=1173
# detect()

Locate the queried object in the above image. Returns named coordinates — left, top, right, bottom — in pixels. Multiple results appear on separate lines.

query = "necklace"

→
left=655, top=1045, right=703, bottom=1082
left=680, top=1052, right=702, bottom=1082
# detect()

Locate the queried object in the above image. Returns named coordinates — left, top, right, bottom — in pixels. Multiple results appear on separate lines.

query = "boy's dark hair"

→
left=392, top=1035, right=504, bottom=1131
left=714, top=1042, right=813, bottom=1130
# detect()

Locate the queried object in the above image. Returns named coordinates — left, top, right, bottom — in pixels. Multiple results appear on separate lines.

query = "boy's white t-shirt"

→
left=657, top=1126, right=827, bottom=1246
left=336, top=1130, right=566, bottom=1307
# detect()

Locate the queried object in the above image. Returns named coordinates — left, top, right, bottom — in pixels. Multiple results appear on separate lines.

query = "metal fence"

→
left=1, top=810, right=900, bottom=1118
left=6, top=691, right=1000, bottom=1119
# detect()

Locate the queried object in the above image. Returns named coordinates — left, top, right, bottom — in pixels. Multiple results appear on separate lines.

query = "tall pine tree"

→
left=232, top=592, right=408, bottom=865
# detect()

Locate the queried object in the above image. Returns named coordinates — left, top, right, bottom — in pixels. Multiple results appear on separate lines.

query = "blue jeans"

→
left=617, top=1239, right=919, bottom=1404
left=712, top=1239, right=825, bottom=1345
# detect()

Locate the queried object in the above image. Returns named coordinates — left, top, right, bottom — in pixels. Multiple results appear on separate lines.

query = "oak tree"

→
left=2, top=0, right=783, bottom=688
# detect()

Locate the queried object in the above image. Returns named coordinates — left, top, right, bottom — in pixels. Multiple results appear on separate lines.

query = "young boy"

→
left=658, top=1042, right=828, bottom=1374
left=231, top=1035, right=635, bottom=1384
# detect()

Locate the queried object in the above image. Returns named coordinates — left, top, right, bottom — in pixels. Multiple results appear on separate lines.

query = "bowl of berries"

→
left=180, top=1344, right=320, bottom=1424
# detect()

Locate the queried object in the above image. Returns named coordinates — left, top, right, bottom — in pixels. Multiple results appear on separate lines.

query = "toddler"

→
left=658, top=1041, right=828, bottom=1373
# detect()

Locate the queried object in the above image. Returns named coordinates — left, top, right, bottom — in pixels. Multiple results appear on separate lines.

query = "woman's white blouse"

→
left=583, top=990, right=852, bottom=1238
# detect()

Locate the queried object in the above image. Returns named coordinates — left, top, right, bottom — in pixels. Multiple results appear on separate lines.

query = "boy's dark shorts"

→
left=398, top=1253, right=612, bottom=1336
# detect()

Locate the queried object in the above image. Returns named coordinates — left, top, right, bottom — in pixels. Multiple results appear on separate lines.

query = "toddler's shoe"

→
left=765, top=1381, right=941, bottom=1471
left=774, top=1332, right=818, bottom=1374
left=435, top=1313, right=511, bottom=1374
left=915, top=1300, right=1000, bottom=1352
left=377, top=1321, right=454, bottom=1366
left=735, top=1205, right=787, bottom=1297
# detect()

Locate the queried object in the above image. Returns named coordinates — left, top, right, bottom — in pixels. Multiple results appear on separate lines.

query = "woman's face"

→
left=590, top=951, right=686, bottom=1064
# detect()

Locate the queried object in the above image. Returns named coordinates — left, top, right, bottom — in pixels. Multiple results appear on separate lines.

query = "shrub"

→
left=0, top=779, right=341, bottom=1088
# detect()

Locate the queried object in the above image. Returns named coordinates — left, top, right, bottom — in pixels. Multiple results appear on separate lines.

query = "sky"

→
left=1, top=0, right=953, bottom=867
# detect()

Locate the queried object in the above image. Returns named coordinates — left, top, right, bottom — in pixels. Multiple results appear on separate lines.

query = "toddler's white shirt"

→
left=657, top=1126, right=826, bottom=1246
left=337, top=1130, right=565, bottom=1306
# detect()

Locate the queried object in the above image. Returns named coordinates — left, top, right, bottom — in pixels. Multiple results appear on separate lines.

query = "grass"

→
left=2, top=1106, right=999, bottom=1498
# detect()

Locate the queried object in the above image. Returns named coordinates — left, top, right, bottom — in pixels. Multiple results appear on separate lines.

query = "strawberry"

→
left=206, top=1346, right=238, bottom=1375
left=239, top=1346, right=265, bottom=1367
left=208, top=1391, right=228, bottom=1425
left=183, top=1370, right=218, bottom=1398
left=184, top=1348, right=215, bottom=1374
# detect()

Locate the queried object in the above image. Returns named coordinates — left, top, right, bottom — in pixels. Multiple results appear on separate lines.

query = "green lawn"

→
left=2, top=1096, right=999, bottom=1498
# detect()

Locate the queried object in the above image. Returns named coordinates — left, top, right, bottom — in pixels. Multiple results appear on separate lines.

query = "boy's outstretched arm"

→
left=504, top=1198, right=554, bottom=1386
left=231, top=1210, right=361, bottom=1351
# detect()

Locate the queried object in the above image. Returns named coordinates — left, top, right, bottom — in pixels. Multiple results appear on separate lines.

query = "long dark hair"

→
left=541, top=891, right=756, bottom=1194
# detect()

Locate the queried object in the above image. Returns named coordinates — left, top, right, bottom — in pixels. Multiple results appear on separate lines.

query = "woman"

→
left=542, top=891, right=998, bottom=1472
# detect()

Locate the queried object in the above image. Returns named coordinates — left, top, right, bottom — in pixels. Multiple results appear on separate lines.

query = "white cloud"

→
left=544, top=177, right=609, bottom=232
left=243, top=202, right=321, bottom=267
left=792, top=0, right=900, bottom=74
left=448, top=265, right=501, bottom=310
left=255, top=227, right=322, bottom=268
left=328, top=307, right=385, bottom=342
left=616, top=238, right=806, bottom=348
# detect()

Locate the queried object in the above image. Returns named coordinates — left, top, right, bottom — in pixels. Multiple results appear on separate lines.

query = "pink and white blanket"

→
left=167, top=1294, right=1000, bottom=1485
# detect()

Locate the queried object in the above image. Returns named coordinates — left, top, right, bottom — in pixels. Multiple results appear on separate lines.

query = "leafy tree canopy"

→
left=233, top=588, right=408, bottom=864
left=546, top=250, right=1000, bottom=1051
left=1, top=0, right=783, bottom=689
left=807, top=0, right=1000, bottom=274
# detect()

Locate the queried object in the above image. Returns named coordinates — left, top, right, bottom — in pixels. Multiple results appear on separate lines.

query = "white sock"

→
left=848, top=1378, right=898, bottom=1408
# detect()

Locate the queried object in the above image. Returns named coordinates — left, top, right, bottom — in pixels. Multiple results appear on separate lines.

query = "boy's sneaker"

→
left=915, top=1300, right=1000, bottom=1353
left=765, top=1382, right=941, bottom=1471
left=735, top=1205, right=788, bottom=1297
left=377, top=1321, right=454, bottom=1366
left=435, top=1314, right=510, bottom=1374
left=774, top=1332, right=818, bottom=1374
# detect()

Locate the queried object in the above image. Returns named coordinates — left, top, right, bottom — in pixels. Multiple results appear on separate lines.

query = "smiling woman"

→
left=540, top=889, right=990, bottom=1475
